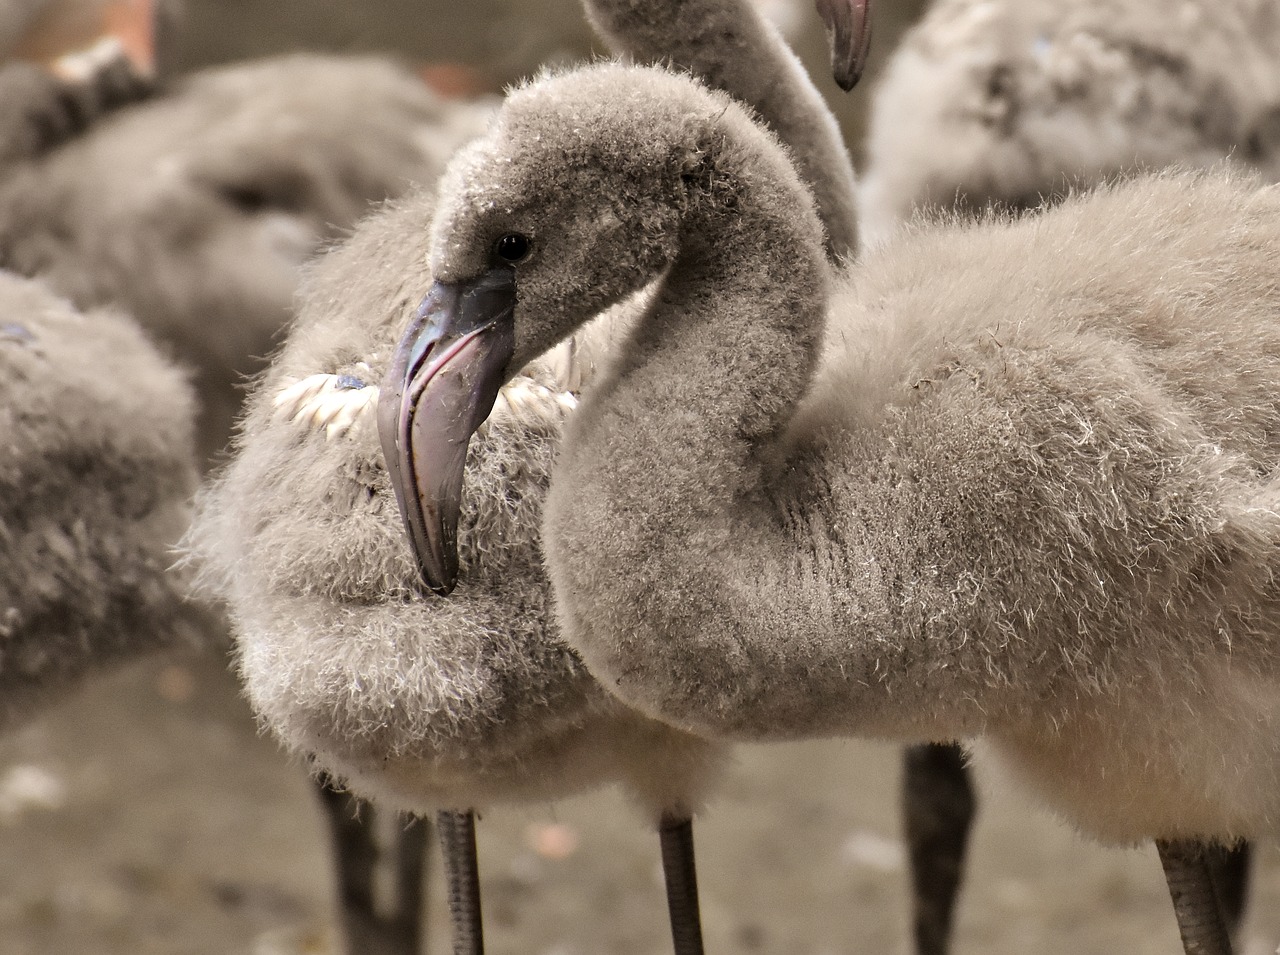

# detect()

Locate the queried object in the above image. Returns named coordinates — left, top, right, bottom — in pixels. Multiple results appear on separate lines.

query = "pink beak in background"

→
left=815, top=0, right=872, bottom=91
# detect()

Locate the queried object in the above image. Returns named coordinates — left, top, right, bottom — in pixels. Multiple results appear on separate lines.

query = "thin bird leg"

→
left=902, top=742, right=977, bottom=955
left=386, top=813, right=431, bottom=954
left=313, top=777, right=432, bottom=955
left=312, top=776, right=380, bottom=952
left=436, top=809, right=484, bottom=955
left=658, top=813, right=705, bottom=955
left=1205, top=842, right=1251, bottom=940
left=1156, top=838, right=1235, bottom=955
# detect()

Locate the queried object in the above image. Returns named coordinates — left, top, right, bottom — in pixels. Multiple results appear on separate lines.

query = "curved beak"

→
left=377, top=268, right=516, bottom=596
left=815, top=0, right=873, bottom=92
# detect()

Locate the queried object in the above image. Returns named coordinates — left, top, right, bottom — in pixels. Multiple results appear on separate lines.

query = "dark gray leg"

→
left=658, top=813, right=705, bottom=955
left=313, top=775, right=430, bottom=955
left=1205, top=842, right=1251, bottom=939
left=1156, top=838, right=1234, bottom=955
left=314, top=776, right=380, bottom=951
left=902, top=742, right=976, bottom=955
left=436, top=809, right=484, bottom=955
left=392, top=812, right=431, bottom=949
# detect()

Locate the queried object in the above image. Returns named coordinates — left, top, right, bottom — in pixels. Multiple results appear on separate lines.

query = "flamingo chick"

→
left=0, top=269, right=199, bottom=727
left=849, top=0, right=1280, bottom=944
left=396, top=62, right=1280, bottom=954
left=190, top=190, right=725, bottom=955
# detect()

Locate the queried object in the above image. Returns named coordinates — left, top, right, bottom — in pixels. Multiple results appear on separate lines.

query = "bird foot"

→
left=273, top=370, right=379, bottom=440
left=275, top=370, right=578, bottom=443
left=490, top=379, right=578, bottom=427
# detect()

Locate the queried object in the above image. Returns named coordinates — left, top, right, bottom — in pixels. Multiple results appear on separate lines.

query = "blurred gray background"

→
left=156, top=0, right=932, bottom=164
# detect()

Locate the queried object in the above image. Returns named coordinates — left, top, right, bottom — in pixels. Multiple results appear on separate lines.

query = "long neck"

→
left=546, top=129, right=862, bottom=741
left=550, top=217, right=990, bottom=744
left=584, top=0, right=859, bottom=260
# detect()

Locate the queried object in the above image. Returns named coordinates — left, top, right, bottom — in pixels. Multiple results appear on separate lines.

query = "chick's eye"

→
left=495, top=233, right=531, bottom=263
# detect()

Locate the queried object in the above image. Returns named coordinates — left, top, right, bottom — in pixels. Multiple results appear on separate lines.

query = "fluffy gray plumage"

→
left=859, top=0, right=1272, bottom=925
left=0, top=270, right=199, bottom=728
left=0, top=53, right=489, bottom=459
left=428, top=63, right=1280, bottom=844
left=189, top=190, right=720, bottom=817
left=858, top=0, right=1280, bottom=243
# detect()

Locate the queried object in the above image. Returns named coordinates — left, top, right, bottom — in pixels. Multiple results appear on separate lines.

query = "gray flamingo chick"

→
left=0, top=269, right=199, bottom=726
left=404, top=62, right=1280, bottom=955
left=190, top=188, right=725, bottom=955
left=847, top=1, right=1280, bottom=945
left=0, top=51, right=489, bottom=461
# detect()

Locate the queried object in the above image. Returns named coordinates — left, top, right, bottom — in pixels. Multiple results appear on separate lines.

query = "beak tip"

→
left=816, top=0, right=872, bottom=92
left=411, top=539, right=460, bottom=598
left=426, top=565, right=459, bottom=598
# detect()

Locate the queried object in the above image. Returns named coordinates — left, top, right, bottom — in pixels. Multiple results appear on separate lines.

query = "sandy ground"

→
left=0, top=646, right=1276, bottom=955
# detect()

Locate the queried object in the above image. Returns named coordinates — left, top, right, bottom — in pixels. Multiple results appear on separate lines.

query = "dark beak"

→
left=377, top=267, right=516, bottom=596
left=815, top=0, right=873, bottom=92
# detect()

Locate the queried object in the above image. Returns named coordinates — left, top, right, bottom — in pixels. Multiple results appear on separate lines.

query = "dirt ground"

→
left=0, top=647, right=1277, bottom=955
